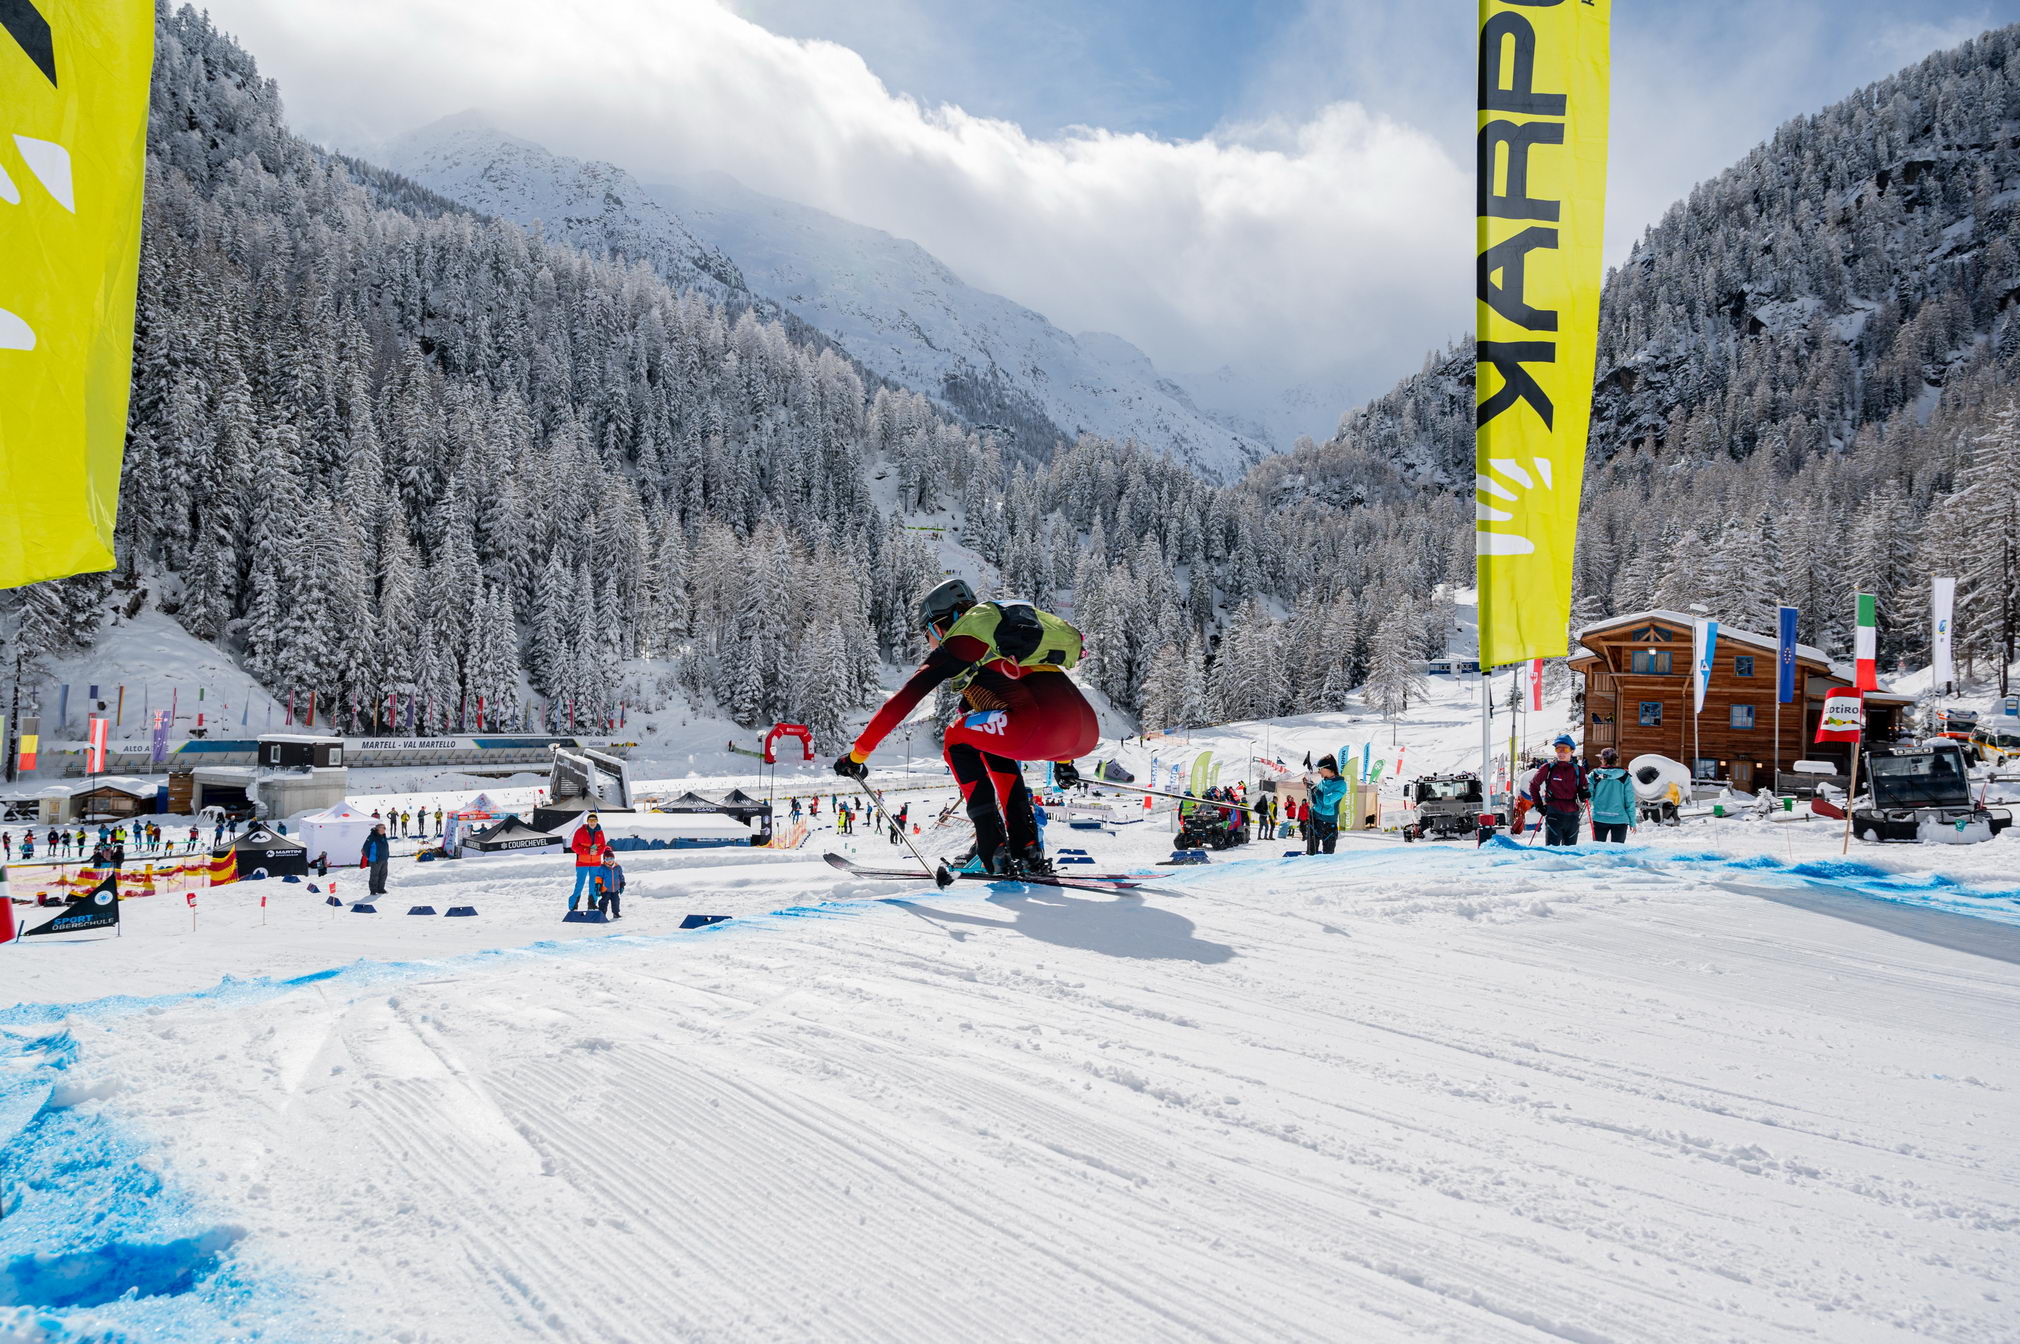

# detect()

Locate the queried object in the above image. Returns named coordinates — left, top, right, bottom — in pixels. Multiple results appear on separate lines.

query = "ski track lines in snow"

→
left=5, top=843, right=2020, bottom=1342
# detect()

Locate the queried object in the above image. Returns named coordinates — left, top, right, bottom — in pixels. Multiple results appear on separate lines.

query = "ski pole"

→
left=850, top=778, right=952, bottom=888
left=1063, top=774, right=1215, bottom=808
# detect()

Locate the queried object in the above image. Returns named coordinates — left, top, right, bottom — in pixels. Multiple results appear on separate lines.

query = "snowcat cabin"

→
left=1568, top=609, right=1911, bottom=791
left=1865, top=745, right=1970, bottom=811
left=1412, top=777, right=1484, bottom=807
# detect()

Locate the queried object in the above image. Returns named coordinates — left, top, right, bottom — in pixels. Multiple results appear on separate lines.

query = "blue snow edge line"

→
left=1470, top=835, right=2020, bottom=921
left=0, top=1028, right=328, bottom=1343
left=1173, top=836, right=2020, bottom=924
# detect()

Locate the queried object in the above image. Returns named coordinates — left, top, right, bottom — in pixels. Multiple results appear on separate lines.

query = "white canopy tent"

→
left=294, top=801, right=377, bottom=867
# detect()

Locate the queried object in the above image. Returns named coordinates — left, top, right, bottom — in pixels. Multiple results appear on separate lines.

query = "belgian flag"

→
left=0, top=1, right=154, bottom=588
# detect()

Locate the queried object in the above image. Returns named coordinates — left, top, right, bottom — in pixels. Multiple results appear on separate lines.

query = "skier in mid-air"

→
left=835, top=579, right=1094, bottom=877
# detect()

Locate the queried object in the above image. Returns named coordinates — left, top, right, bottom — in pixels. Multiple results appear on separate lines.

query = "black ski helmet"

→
left=918, top=577, right=978, bottom=634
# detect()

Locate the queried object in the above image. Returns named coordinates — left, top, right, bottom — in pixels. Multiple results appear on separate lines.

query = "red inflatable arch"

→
left=764, top=723, right=813, bottom=764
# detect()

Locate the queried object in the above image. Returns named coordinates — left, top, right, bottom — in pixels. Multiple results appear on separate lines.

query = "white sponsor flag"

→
left=1692, top=617, right=1719, bottom=714
left=1931, top=576, right=1956, bottom=687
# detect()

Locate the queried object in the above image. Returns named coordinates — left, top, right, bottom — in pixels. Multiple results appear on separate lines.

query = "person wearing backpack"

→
left=1527, top=734, right=1590, bottom=847
left=1587, top=747, right=1635, bottom=843
left=834, top=578, right=1095, bottom=878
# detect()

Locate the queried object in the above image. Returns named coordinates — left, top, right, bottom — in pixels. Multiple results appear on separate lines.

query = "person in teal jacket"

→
left=1587, top=747, right=1636, bottom=842
left=1304, top=756, right=1348, bottom=855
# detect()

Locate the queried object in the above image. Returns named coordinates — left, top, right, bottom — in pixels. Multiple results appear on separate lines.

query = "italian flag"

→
left=1854, top=593, right=1878, bottom=691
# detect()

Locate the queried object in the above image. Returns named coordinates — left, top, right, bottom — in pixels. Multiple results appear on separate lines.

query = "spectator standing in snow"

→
left=1587, top=748, right=1635, bottom=843
left=434, top=807, right=445, bottom=836
left=1527, top=735, right=1589, bottom=847
left=1303, top=757, right=1347, bottom=856
left=77, top=837, right=123, bottom=905
left=569, top=814, right=610, bottom=912
left=1, top=832, right=10, bottom=860
left=361, top=823, right=391, bottom=896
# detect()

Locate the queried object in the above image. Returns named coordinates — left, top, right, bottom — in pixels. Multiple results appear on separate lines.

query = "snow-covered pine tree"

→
left=1364, top=609, right=1426, bottom=720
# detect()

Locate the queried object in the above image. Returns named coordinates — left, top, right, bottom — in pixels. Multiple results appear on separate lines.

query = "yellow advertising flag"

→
left=1474, top=0, right=1609, bottom=668
left=0, top=2, right=154, bottom=589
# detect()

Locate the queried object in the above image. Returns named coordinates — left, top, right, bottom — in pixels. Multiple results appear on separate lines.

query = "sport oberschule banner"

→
left=0, top=2, right=155, bottom=589
left=1474, top=0, right=1610, bottom=667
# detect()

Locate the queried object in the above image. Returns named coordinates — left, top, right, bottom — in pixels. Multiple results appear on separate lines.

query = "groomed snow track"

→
left=3, top=842, right=2017, bottom=1342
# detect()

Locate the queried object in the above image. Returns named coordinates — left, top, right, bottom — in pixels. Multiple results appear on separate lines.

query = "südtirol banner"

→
left=0, top=3, right=156, bottom=589
left=1474, top=0, right=1611, bottom=667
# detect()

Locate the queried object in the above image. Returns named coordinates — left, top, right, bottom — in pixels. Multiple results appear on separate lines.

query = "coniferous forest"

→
left=3, top=5, right=2018, bottom=736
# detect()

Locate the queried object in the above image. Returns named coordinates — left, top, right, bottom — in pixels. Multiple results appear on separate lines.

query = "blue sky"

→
left=208, top=0, right=2019, bottom=418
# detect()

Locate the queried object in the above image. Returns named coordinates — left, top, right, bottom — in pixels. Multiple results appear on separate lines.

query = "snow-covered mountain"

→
left=381, top=112, right=749, bottom=303
left=385, top=114, right=1271, bottom=481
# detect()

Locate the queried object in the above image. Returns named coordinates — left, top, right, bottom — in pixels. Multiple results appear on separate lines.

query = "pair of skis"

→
left=823, top=852, right=1175, bottom=896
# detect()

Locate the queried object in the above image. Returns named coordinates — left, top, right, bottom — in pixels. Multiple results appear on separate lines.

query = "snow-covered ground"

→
left=4, top=769, right=2019, bottom=1342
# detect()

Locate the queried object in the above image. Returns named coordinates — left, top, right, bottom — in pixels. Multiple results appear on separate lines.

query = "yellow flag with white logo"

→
left=0, top=1, right=154, bottom=589
left=1474, top=0, right=1608, bottom=667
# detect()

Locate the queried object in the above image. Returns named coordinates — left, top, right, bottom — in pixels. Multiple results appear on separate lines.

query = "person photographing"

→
left=1303, top=756, right=1347, bottom=855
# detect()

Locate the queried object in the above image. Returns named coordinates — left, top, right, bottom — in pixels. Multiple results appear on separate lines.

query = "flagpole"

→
left=1841, top=736, right=1861, bottom=855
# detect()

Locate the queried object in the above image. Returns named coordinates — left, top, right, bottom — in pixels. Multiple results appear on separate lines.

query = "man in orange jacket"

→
left=569, top=813, right=609, bottom=911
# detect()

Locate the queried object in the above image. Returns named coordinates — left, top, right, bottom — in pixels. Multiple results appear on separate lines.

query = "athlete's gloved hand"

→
left=833, top=752, right=869, bottom=781
left=1052, top=760, right=1083, bottom=790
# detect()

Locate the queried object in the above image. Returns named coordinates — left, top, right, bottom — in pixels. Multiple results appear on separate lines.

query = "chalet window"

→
left=1629, top=650, right=1674, bottom=675
left=1629, top=625, right=1674, bottom=643
left=1730, top=704, right=1756, bottom=730
left=1638, top=701, right=1663, bottom=726
left=1734, top=656, right=1754, bottom=676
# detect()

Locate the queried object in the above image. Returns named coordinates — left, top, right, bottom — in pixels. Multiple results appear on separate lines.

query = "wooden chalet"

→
left=1567, top=610, right=1914, bottom=790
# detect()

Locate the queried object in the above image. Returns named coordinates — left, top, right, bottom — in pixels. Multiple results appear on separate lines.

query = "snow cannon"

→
left=1627, top=755, right=1689, bottom=826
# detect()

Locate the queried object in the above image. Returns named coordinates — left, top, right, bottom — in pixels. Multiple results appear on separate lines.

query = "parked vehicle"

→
left=1404, top=774, right=1487, bottom=842
left=1852, top=740, right=2012, bottom=844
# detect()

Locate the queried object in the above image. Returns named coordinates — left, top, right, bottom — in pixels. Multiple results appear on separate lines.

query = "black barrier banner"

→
left=21, top=887, right=120, bottom=938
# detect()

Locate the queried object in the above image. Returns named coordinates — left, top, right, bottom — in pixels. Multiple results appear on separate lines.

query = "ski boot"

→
left=1007, top=842, right=1053, bottom=879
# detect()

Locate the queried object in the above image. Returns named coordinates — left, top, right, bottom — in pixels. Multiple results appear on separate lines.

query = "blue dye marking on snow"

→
left=1166, top=834, right=2020, bottom=925
left=0, top=1028, right=325, bottom=1342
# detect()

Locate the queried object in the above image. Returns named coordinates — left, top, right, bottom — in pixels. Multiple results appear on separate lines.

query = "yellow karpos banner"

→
left=1474, top=0, right=1609, bottom=667
left=0, top=2, right=154, bottom=589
